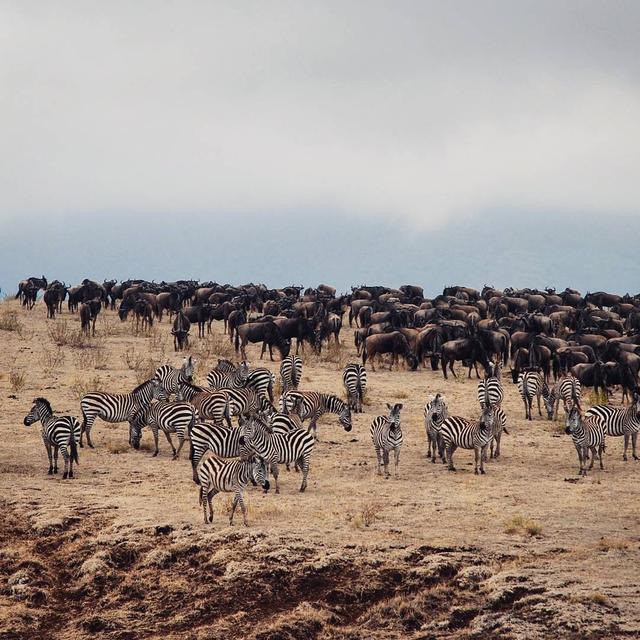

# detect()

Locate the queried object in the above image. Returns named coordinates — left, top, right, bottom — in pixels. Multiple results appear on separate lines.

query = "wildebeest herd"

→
left=15, top=278, right=640, bottom=524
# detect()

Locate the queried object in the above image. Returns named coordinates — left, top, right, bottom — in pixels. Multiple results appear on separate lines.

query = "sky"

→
left=1, top=2, right=639, bottom=295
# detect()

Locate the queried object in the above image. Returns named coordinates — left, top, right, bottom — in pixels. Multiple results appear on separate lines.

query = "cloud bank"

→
left=1, top=1, right=639, bottom=228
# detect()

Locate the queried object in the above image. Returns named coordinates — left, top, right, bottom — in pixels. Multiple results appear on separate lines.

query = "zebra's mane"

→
left=131, top=379, right=154, bottom=394
left=34, top=397, right=53, bottom=414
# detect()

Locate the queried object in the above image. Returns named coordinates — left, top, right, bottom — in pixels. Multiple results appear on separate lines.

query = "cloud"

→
left=1, top=1, right=639, bottom=227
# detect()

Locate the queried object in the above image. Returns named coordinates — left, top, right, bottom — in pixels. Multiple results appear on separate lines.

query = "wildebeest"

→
left=235, top=321, right=291, bottom=361
left=362, top=332, right=418, bottom=371
left=172, top=310, right=191, bottom=351
left=80, top=299, right=101, bottom=336
left=440, top=337, right=491, bottom=380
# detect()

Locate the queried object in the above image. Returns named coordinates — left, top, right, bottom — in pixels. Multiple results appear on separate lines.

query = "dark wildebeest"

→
left=235, top=321, right=291, bottom=361
left=362, top=332, right=418, bottom=372
left=511, top=346, right=553, bottom=383
left=80, top=299, right=101, bottom=336
left=182, top=305, right=214, bottom=338
left=133, top=299, right=154, bottom=332
left=570, top=361, right=607, bottom=398
left=172, top=310, right=191, bottom=351
left=227, top=309, right=247, bottom=344
left=440, top=337, right=491, bottom=380
left=273, top=316, right=317, bottom=354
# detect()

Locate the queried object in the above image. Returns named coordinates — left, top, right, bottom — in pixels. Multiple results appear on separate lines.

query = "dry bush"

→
left=122, top=347, right=145, bottom=371
left=69, top=375, right=105, bottom=400
left=106, top=441, right=129, bottom=455
left=586, top=593, right=612, bottom=607
left=348, top=501, right=383, bottom=529
left=9, top=369, right=27, bottom=393
left=192, top=333, right=236, bottom=363
left=597, top=537, right=629, bottom=552
left=0, top=310, right=22, bottom=333
left=39, top=347, right=65, bottom=373
left=73, top=346, right=109, bottom=370
left=134, top=358, right=162, bottom=385
left=48, top=320, right=90, bottom=348
left=395, top=390, right=409, bottom=399
left=149, top=328, right=169, bottom=354
left=504, top=515, right=543, bottom=537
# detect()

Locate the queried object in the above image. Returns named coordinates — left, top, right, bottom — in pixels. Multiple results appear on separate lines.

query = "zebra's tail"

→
left=187, top=411, right=196, bottom=438
left=70, top=430, right=80, bottom=464
left=502, top=427, right=510, bottom=435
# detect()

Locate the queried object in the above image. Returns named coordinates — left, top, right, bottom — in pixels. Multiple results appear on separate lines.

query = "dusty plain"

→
left=0, top=298, right=639, bottom=639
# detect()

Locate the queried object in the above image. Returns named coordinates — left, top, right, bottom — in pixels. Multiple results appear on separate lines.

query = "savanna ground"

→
left=0, top=297, right=638, bottom=640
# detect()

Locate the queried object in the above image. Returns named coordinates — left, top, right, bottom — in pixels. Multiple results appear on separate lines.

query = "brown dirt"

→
left=1, top=298, right=639, bottom=639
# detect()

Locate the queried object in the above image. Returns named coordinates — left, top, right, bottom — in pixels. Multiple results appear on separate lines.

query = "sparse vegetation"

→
left=597, top=537, right=629, bottom=552
left=106, top=441, right=130, bottom=455
left=0, top=310, right=22, bottom=333
left=504, top=515, right=543, bottom=537
left=348, top=501, right=383, bottom=529
left=9, top=369, right=27, bottom=393
left=48, top=320, right=89, bottom=348
left=69, top=375, right=105, bottom=400
left=39, top=347, right=65, bottom=373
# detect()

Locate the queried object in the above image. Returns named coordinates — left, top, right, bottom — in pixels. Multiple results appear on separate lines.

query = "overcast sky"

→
left=1, top=2, right=639, bottom=292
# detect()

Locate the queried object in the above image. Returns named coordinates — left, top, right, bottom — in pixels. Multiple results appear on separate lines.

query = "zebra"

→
left=154, top=356, right=196, bottom=396
left=130, top=399, right=197, bottom=458
left=565, top=402, right=605, bottom=476
left=80, top=378, right=166, bottom=448
left=439, top=404, right=495, bottom=474
left=245, top=366, right=276, bottom=402
left=238, top=414, right=315, bottom=493
left=477, top=371, right=504, bottom=408
left=542, top=375, right=581, bottom=421
left=206, top=361, right=249, bottom=390
left=517, top=369, right=543, bottom=420
left=23, top=398, right=80, bottom=478
left=197, top=453, right=270, bottom=525
left=342, top=363, right=367, bottom=413
left=225, top=388, right=276, bottom=422
left=280, top=355, right=303, bottom=393
left=281, top=391, right=352, bottom=438
left=188, top=421, right=251, bottom=483
left=486, top=405, right=509, bottom=460
left=586, top=393, right=640, bottom=461
left=370, top=403, right=403, bottom=478
left=423, top=393, right=449, bottom=463
left=180, top=383, right=231, bottom=427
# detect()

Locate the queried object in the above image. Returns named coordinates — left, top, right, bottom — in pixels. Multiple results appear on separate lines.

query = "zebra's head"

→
left=479, top=404, right=495, bottom=434
left=386, top=403, right=403, bottom=430
left=427, top=393, right=448, bottom=426
left=541, top=383, right=555, bottom=420
left=151, top=379, right=168, bottom=401
left=339, top=405, right=353, bottom=432
left=181, top=356, right=195, bottom=382
left=237, top=361, right=250, bottom=382
left=129, top=410, right=144, bottom=449
left=251, top=456, right=270, bottom=493
left=23, top=398, right=52, bottom=426
left=565, top=405, right=582, bottom=436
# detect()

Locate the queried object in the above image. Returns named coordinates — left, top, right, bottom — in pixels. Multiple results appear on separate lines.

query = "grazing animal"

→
left=280, top=355, right=303, bottom=393
left=342, top=363, right=367, bottom=413
left=282, top=391, right=352, bottom=438
left=565, top=402, right=605, bottom=476
left=235, top=321, right=291, bottom=361
left=370, top=403, right=403, bottom=478
left=586, top=393, right=640, bottom=461
left=477, top=365, right=504, bottom=408
left=172, top=310, right=191, bottom=351
left=80, top=299, right=101, bottom=336
left=206, top=361, right=250, bottom=390
left=362, top=332, right=418, bottom=371
left=197, top=453, right=270, bottom=525
left=238, top=415, right=315, bottom=493
left=23, top=398, right=80, bottom=478
left=130, top=399, right=196, bottom=458
left=424, top=393, right=449, bottom=463
left=80, top=379, right=165, bottom=448
left=245, top=366, right=277, bottom=402
left=542, top=375, right=581, bottom=421
left=517, top=370, right=543, bottom=420
left=439, top=404, right=495, bottom=474
left=154, top=357, right=195, bottom=396
left=486, top=405, right=509, bottom=460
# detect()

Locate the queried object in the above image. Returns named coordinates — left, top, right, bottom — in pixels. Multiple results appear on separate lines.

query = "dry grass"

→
left=597, top=537, right=629, bottom=552
left=39, top=347, right=66, bottom=373
left=504, top=515, right=543, bottom=537
left=122, top=346, right=146, bottom=371
left=47, top=320, right=89, bottom=348
left=69, top=375, right=105, bottom=400
left=0, top=310, right=22, bottom=333
left=348, top=500, right=383, bottom=529
left=72, top=346, right=109, bottom=370
left=106, top=441, right=130, bottom=455
left=9, top=369, right=26, bottom=393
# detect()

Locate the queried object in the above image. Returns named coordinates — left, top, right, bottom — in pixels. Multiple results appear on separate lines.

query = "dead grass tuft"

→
left=504, top=515, right=543, bottom=537
left=69, top=375, right=105, bottom=400
left=39, top=347, right=65, bottom=373
left=9, top=369, right=27, bottom=393
left=0, top=310, right=22, bottom=333
left=105, top=441, right=129, bottom=455
left=48, top=320, right=90, bottom=348
left=348, top=500, right=383, bottom=529
left=597, top=537, right=629, bottom=552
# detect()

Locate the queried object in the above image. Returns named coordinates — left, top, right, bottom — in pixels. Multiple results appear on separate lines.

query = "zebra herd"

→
left=21, top=352, right=640, bottom=526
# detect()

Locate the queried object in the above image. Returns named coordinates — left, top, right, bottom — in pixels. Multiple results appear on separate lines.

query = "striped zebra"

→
left=154, top=356, right=195, bottom=396
left=80, top=378, right=166, bottom=448
left=239, top=414, right=315, bottom=492
left=477, top=372, right=504, bottom=408
left=565, top=403, right=605, bottom=476
left=179, top=382, right=231, bottom=427
left=246, top=367, right=276, bottom=402
left=342, top=363, right=367, bottom=413
left=197, top=453, right=270, bottom=525
left=206, top=361, right=249, bottom=390
left=423, top=393, right=449, bottom=463
left=370, top=403, right=403, bottom=478
left=188, top=421, right=250, bottom=483
left=517, top=369, right=543, bottom=421
left=23, top=398, right=80, bottom=478
left=281, top=390, right=352, bottom=438
left=215, top=359, right=236, bottom=372
left=439, top=404, right=495, bottom=474
left=486, top=405, right=509, bottom=460
left=225, top=388, right=276, bottom=421
left=130, top=399, right=197, bottom=458
left=542, top=375, right=581, bottom=421
left=586, top=393, right=640, bottom=461
left=280, top=355, right=303, bottom=393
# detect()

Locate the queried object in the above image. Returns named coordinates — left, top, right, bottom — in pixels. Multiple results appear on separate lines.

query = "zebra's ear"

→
left=386, top=403, right=393, bottom=410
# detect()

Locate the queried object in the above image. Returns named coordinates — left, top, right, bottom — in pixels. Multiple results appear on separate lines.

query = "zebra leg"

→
left=44, top=441, right=53, bottom=474
left=53, top=445, right=59, bottom=474
left=623, top=433, right=629, bottom=462
left=84, top=414, right=96, bottom=449
left=173, top=435, right=184, bottom=460
left=394, top=447, right=400, bottom=478
left=230, top=493, right=240, bottom=525
left=271, top=464, right=280, bottom=494
left=474, top=447, right=480, bottom=474
left=164, top=431, right=177, bottom=458
left=537, top=394, right=542, bottom=417
left=300, top=456, right=310, bottom=492
left=152, top=426, right=159, bottom=457
left=207, top=491, right=216, bottom=523
left=61, top=446, right=69, bottom=479
left=632, top=433, right=638, bottom=460
left=382, top=449, right=390, bottom=478
left=447, top=445, right=456, bottom=471
left=588, top=447, right=597, bottom=470
left=598, top=444, right=605, bottom=469
left=437, top=435, right=446, bottom=463
left=494, top=431, right=501, bottom=459
left=374, top=446, right=382, bottom=475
